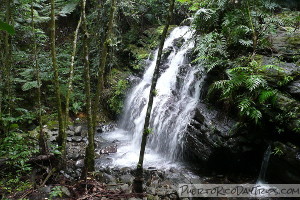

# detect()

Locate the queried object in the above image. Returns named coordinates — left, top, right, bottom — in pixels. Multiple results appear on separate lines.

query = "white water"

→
left=97, top=26, right=202, bottom=169
left=257, top=145, right=272, bottom=184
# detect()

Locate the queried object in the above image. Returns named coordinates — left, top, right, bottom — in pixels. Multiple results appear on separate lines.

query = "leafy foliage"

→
left=109, top=80, right=129, bottom=114
left=209, top=60, right=281, bottom=123
left=194, top=32, right=228, bottom=72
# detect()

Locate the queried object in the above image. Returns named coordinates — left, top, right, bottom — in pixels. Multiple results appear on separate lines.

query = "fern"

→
left=259, top=89, right=277, bottom=104
left=238, top=98, right=253, bottom=112
left=22, top=81, right=38, bottom=91
left=245, top=75, right=267, bottom=91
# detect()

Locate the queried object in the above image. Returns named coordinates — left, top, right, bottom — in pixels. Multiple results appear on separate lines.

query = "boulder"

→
left=120, top=174, right=134, bottom=184
left=288, top=80, right=300, bottom=98
left=183, top=102, right=264, bottom=174
left=74, top=126, right=82, bottom=135
left=268, top=142, right=300, bottom=183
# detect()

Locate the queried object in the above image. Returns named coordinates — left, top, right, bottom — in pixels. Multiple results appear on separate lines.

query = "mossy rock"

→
left=287, top=35, right=300, bottom=46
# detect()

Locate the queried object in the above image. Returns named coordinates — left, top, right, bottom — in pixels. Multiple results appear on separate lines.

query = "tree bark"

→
left=81, top=0, right=95, bottom=178
left=92, top=0, right=116, bottom=133
left=65, top=16, right=82, bottom=130
left=0, top=32, right=3, bottom=133
left=133, top=0, right=175, bottom=193
left=4, top=0, right=12, bottom=130
left=31, top=0, right=47, bottom=154
left=50, top=0, right=65, bottom=160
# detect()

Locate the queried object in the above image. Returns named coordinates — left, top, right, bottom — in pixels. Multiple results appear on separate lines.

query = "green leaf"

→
left=22, top=81, right=38, bottom=91
left=0, top=20, right=15, bottom=35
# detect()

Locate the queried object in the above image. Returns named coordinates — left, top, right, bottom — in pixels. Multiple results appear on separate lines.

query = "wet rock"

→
left=100, top=173, right=116, bottom=184
left=120, top=174, right=134, bottom=184
left=288, top=80, right=300, bottom=98
left=72, top=136, right=83, bottom=142
left=146, top=187, right=156, bottom=195
left=180, top=18, right=193, bottom=26
left=120, top=184, right=130, bottom=193
left=75, top=159, right=84, bottom=168
left=161, top=46, right=173, bottom=63
left=169, top=167, right=179, bottom=173
left=127, top=75, right=141, bottom=86
left=99, top=145, right=117, bottom=154
left=68, top=125, right=75, bottom=131
left=268, top=142, right=300, bottom=183
left=156, top=188, right=166, bottom=196
left=66, top=130, right=75, bottom=136
left=120, top=167, right=132, bottom=175
left=184, top=102, right=264, bottom=174
left=74, top=126, right=82, bottom=135
left=173, top=37, right=185, bottom=51
left=96, top=123, right=117, bottom=133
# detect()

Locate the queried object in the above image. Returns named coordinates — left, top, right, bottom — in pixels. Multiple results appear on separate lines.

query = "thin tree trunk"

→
left=92, top=0, right=115, bottom=132
left=0, top=32, right=3, bottom=133
left=4, top=0, right=12, bottom=128
left=81, top=0, right=95, bottom=178
left=65, top=16, right=82, bottom=129
left=133, top=0, right=175, bottom=193
left=31, top=0, right=47, bottom=154
left=50, top=0, right=65, bottom=159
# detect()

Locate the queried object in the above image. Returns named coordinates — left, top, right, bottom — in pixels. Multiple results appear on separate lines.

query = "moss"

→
left=253, top=54, right=264, bottom=66
left=287, top=35, right=300, bottom=46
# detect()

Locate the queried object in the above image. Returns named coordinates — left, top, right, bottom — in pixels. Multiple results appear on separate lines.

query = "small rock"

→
left=101, top=173, right=116, bottom=184
left=66, top=130, right=75, bottom=136
left=75, top=159, right=84, bottom=168
left=120, top=174, right=134, bottom=184
left=67, top=137, right=72, bottom=142
left=75, top=126, right=82, bottom=135
left=38, top=186, right=51, bottom=193
left=169, top=167, right=178, bottom=173
left=156, top=188, right=166, bottom=196
left=146, top=187, right=156, bottom=195
left=120, top=184, right=130, bottom=193
left=68, top=125, right=75, bottom=131
left=72, top=136, right=83, bottom=142
left=61, top=186, right=71, bottom=197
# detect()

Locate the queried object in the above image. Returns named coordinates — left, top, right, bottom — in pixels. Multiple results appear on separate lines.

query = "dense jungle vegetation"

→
left=0, top=0, right=299, bottom=199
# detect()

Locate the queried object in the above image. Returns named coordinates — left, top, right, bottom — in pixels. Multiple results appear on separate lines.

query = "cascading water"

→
left=257, top=145, right=272, bottom=184
left=96, top=26, right=203, bottom=169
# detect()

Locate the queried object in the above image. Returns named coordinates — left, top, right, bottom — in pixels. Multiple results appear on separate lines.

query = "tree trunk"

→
left=0, top=32, right=3, bottom=134
left=31, top=0, right=47, bottom=154
left=81, top=0, right=95, bottom=179
left=133, top=0, right=175, bottom=193
left=92, top=0, right=116, bottom=132
left=65, top=16, right=82, bottom=130
left=4, top=0, right=12, bottom=131
left=50, top=0, right=65, bottom=161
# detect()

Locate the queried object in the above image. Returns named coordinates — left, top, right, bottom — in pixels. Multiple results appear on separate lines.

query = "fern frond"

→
left=260, top=65, right=284, bottom=73
left=238, top=98, right=252, bottom=112
left=245, top=75, right=267, bottom=91
left=239, top=39, right=253, bottom=47
left=258, top=89, right=277, bottom=104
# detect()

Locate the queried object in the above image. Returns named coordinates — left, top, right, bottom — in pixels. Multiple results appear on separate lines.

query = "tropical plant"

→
left=194, top=32, right=228, bottom=72
left=209, top=60, right=282, bottom=123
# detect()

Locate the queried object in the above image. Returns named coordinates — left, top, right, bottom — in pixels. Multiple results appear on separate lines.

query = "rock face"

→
left=183, top=102, right=264, bottom=174
left=268, top=142, right=300, bottom=183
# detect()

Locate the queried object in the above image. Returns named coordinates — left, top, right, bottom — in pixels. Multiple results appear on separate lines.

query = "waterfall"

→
left=257, top=145, right=272, bottom=183
left=97, top=26, right=202, bottom=168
